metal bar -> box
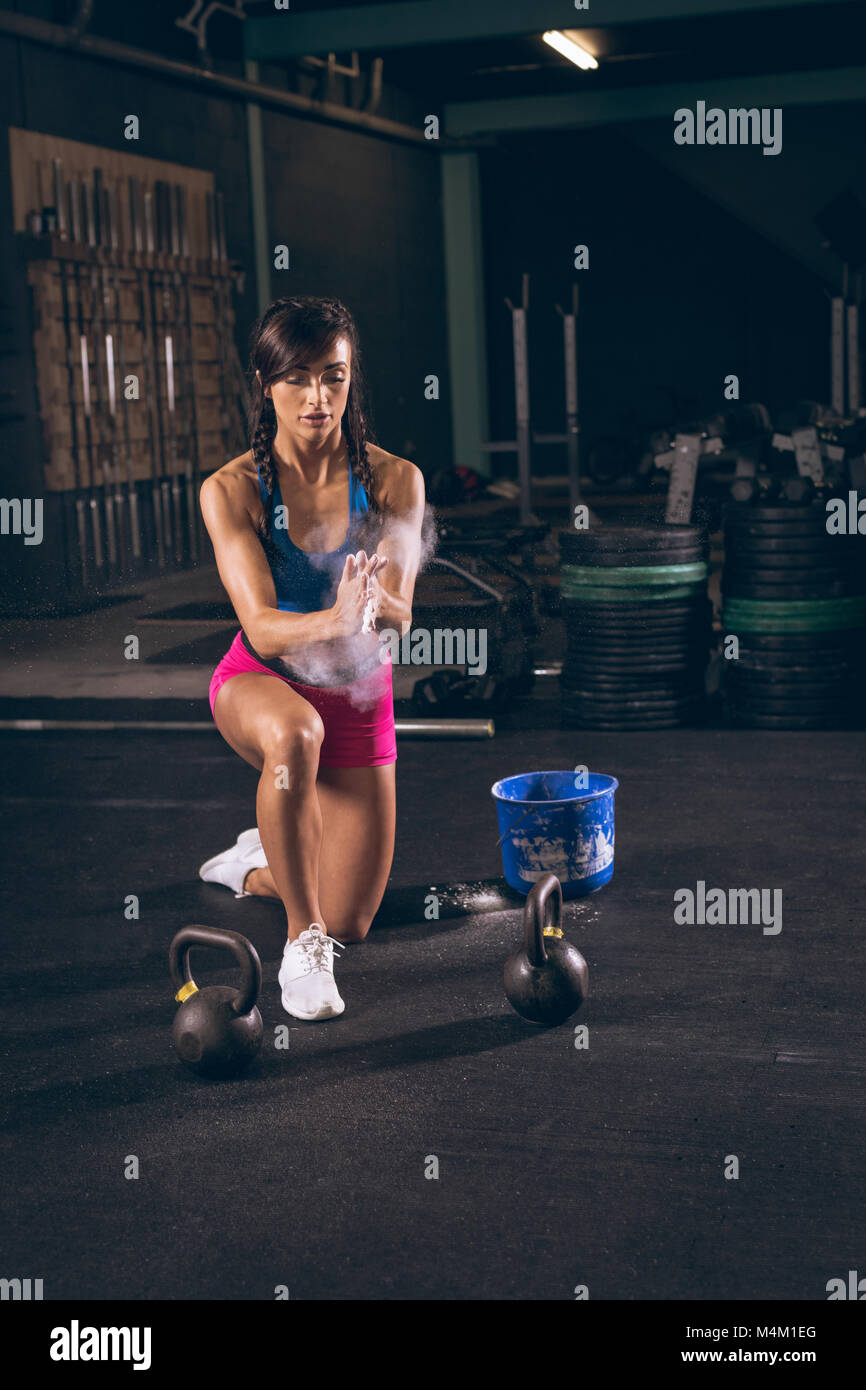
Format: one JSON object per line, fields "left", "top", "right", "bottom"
{"left": 243, "top": 59, "right": 272, "bottom": 318}
{"left": 0, "top": 718, "right": 496, "bottom": 737}
{"left": 244, "top": 0, "right": 839, "bottom": 58}
{"left": 831, "top": 294, "right": 845, "bottom": 415}
{"left": 507, "top": 275, "right": 533, "bottom": 526}
{"left": 129, "top": 175, "right": 166, "bottom": 568}
{"left": 0, "top": 7, "right": 449, "bottom": 147}
{"left": 559, "top": 283, "right": 581, "bottom": 521}
{"left": 847, "top": 275, "right": 861, "bottom": 415}
{"left": 665, "top": 432, "right": 702, "bottom": 524}
{"left": 175, "top": 185, "right": 200, "bottom": 563}
{"left": 441, "top": 153, "right": 489, "bottom": 477}
{"left": 445, "top": 65, "right": 866, "bottom": 137}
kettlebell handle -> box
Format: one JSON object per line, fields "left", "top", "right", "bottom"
{"left": 525, "top": 873, "right": 563, "bottom": 968}
{"left": 169, "top": 925, "right": 262, "bottom": 1017}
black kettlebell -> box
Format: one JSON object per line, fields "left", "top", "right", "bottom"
{"left": 504, "top": 874, "right": 588, "bottom": 1026}
{"left": 169, "top": 925, "right": 263, "bottom": 1078}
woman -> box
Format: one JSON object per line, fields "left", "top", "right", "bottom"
{"left": 198, "top": 296, "right": 425, "bottom": 1023}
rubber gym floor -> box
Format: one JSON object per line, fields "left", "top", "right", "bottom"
{"left": 2, "top": 707, "right": 864, "bottom": 1299}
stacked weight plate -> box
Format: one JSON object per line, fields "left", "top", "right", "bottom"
{"left": 722, "top": 502, "right": 866, "bottom": 728}
{"left": 558, "top": 523, "right": 711, "bottom": 728}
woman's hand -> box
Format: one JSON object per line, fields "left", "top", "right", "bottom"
{"left": 330, "top": 551, "right": 388, "bottom": 637}
{"left": 361, "top": 556, "right": 389, "bottom": 633}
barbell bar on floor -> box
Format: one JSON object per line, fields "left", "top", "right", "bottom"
{"left": 0, "top": 717, "right": 496, "bottom": 737}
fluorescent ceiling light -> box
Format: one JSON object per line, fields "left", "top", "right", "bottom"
{"left": 542, "top": 30, "right": 599, "bottom": 71}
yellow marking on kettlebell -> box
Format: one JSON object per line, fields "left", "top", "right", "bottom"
{"left": 543, "top": 926, "right": 564, "bottom": 939}
{"left": 175, "top": 980, "right": 199, "bottom": 1003}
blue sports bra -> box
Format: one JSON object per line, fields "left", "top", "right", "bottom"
{"left": 240, "top": 459, "right": 376, "bottom": 686}
{"left": 256, "top": 460, "right": 370, "bottom": 613}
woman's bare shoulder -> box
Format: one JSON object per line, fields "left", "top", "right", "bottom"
{"left": 200, "top": 451, "right": 262, "bottom": 524}
{"left": 366, "top": 444, "right": 425, "bottom": 511}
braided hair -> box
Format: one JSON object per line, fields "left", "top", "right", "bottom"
{"left": 248, "top": 296, "right": 381, "bottom": 549}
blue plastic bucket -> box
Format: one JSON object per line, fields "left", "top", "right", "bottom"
{"left": 491, "top": 770, "right": 618, "bottom": 899}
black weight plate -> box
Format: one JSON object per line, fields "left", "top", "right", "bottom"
{"left": 726, "top": 655, "right": 850, "bottom": 673}
{"left": 565, "top": 653, "right": 704, "bottom": 668}
{"left": 563, "top": 686, "right": 701, "bottom": 702}
{"left": 562, "top": 704, "right": 701, "bottom": 722}
{"left": 563, "top": 715, "right": 696, "bottom": 729}
{"left": 564, "top": 601, "right": 709, "bottom": 620}
{"left": 566, "top": 635, "right": 707, "bottom": 651}
{"left": 560, "top": 523, "right": 705, "bottom": 551}
{"left": 563, "top": 695, "right": 701, "bottom": 713}
{"left": 724, "top": 521, "right": 829, "bottom": 540}
{"left": 567, "top": 639, "right": 708, "bottom": 652}
{"left": 724, "top": 549, "right": 839, "bottom": 568}
{"left": 562, "top": 700, "right": 701, "bottom": 715}
{"left": 558, "top": 545, "right": 706, "bottom": 567}
{"left": 725, "top": 534, "right": 838, "bottom": 553}
{"left": 726, "top": 676, "right": 851, "bottom": 697}
{"left": 563, "top": 615, "right": 706, "bottom": 632}
{"left": 724, "top": 502, "right": 826, "bottom": 523}
{"left": 563, "top": 666, "right": 701, "bottom": 684}
{"left": 726, "top": 661, "right": 850, "bottom": 681}
{"left": 727, "top": 693, "right": 851, "bottom": 713}
{"left": 722, "top": 581, "right": 848, "bottom": 600}
{"left": 723, "top": 568, "right": 844, "bottom": 587}
{"left": 565, "top": 607, "right": 711, "bottom": 623}
{"left": 565, "top": 649, "right": 701, "bottom": 663}
{"left": 567, "top": 622, "right": 709, "bottom": 638}
{"left": 728, "top": 631, "right": 856, "bottom": 650}
{"left": 726, "top": 711, "right": 849, "bottom": 729}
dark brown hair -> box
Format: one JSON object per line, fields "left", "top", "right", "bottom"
{"left": 247, "top": 296, "right": 380, "bottom": 546}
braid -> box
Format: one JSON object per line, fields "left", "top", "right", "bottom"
{"left": 251, "top": 397, "right": 277, "bottom": 537}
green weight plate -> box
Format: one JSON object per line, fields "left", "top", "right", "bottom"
{"left": 724, "top": 594, "right": 866, "bottom": 619}
{"left": 562, "top": 562, "right": 708, "bottom": 586}
{"left": 562, "top": 582, "right": 708, "bottom": 603}
{"left": 724, "top": 615, "right": 866, "bottom": 632}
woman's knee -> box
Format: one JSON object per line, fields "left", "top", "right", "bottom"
{"left": 260, "top": 707, "right": 325, "bottom": 764}
{"left": 328, "top": 913, "right": 374, "bottom": 945}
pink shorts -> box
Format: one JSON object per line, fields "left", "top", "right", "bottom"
{"left": 209, "top": 631, "right": 397, "bottom": 768}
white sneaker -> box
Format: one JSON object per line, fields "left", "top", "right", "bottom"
{"left": 199, "top": 828, "right": 265, "bottom": 898}
{"left": 278, "top": 926, "right": 345, "bottom": 1021}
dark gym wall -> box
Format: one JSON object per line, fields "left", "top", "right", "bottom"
{"left": 481, "top": 126, "right": 830, "bottom": 476}
{"left": 0, "top": 26, "right": 449, "bottom": 611}
{"left": 258, "top": 107, "right": 449, "bottom": 472}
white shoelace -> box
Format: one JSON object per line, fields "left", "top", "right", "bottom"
{"left": 291, "top": 927, "right": 345, "bottom": 976}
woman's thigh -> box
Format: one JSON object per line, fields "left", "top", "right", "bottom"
{"left": 213, "top": 671, "right": 323, "bottom": 769}
{"left": 315, "top": 763, "right": 396, "bottom": 940}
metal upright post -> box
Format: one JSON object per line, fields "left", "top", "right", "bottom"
{"left": 557, "top": 283, "right": 580, "bottom": 522}
{"left": 506, "top": 273, "right": 533, "bottom": 526}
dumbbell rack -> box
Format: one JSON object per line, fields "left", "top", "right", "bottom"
{"left": 19, "top": 231, "right": 248, "bottom": 590}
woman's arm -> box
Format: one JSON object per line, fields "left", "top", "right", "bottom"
{"left": 200, "top": 467, "right": 344, "bottom": 659}
{"left": 369, "top": 457, "right": 427, "bottom": 632}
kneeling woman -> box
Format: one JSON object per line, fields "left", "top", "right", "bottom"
{"left": 199, "top": 296, "right": 424, "bottom": 1022}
